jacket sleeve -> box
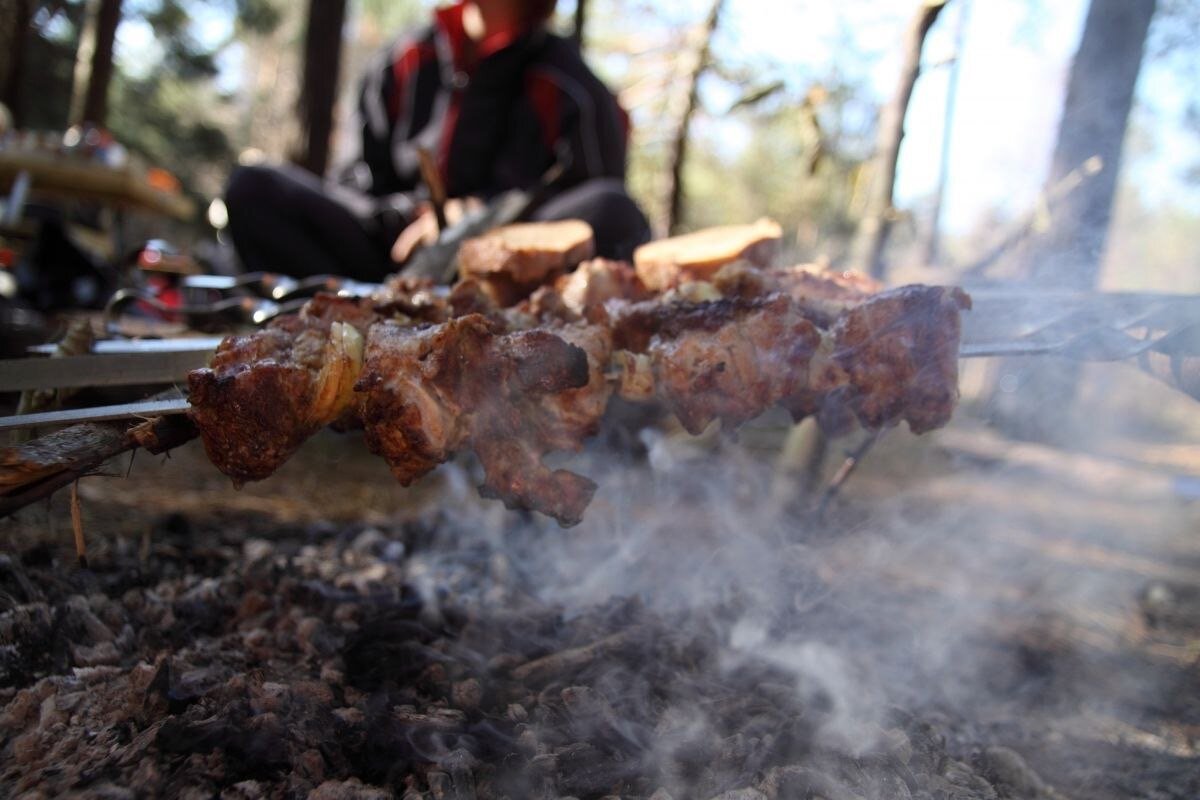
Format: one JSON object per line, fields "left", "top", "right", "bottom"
{"left": 524, "top": 61, "right": 629, "bottom": 189}
{"left": 337, "top": 36, "right": 426, "bottom": 201}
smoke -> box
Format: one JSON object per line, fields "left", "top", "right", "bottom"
{"left": 385, "top": 355, "right": 1198, "bottom": 795}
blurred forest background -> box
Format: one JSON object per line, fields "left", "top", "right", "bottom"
{"left": 2, "top": 0, "right": 1198, "bottom": 291}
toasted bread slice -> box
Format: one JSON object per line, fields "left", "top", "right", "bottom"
{"left": 458, "top": 220, "right": 596, "bottom": 285}
{"left": 634, "top": 218, "right": 783, "bottom": 291}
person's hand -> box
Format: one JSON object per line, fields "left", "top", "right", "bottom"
{"left": 391, "top": 197, "right": 484, "bottom": 263}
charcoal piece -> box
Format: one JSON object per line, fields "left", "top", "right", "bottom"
{"left": 757, "top": 766, "right": 865, "bottom": 800}
{"left": 343, "top": 613, "right": 444, "bottom": 689}
{"left": 0, "top": 555, "right": 44, "bottom": 608}
{"left": 156, "top": 705, "right": 291, "bottom": 780}
{"left": 1140, "top": 580, "right": 1200, "bottom": 633}
{"left": 510, "top": 628, "right": 645, "bottom": 685}
{"left": 708, "top": 790, "right": 768, "bottom": 800}
{"left": 308, "top": 778, "right": 394, "bottom": 800}
{"left": 939, "top": 760, "right": 1000, "bottom": 800}
{"left": 978, "top": 747, "right": 1054, "bottom": 799}
{"left": 452, "top": 678, "right": 484, "bottom": 711}
{"left": 0, "top": 602, "right": 62, "bottom": 688}
{"left": 434, "top": 748, "right": 480, "bottom": 800}
{"left": 140, "top": 659, "right": 172, "bottom": 721}
{"left": 864, "top": 770, "right": 913, "bottom": 800}
{"left": 561, "top": 684, "right": 645, "bottom": 753}
{"left": 171, "top": 596, "right": 233, "bottom": 642}
{"left": 553, "top": 742, "right": 634, "bottom": 798}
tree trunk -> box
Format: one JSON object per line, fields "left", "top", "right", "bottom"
{"left": 1, "top": 0, "right": 34, "bottom": 126}
{"left": 922, "top": 0, "right": 970, "bottom": 266}
{"left": 851, "top": 0, "right": 948, "bottom": 279}
{"left": 659, "top": 0, "right": 724, "bottom": 237}
{"left": 988, "top": 0, "right": 1157, "bottom": 442}
{"left": 1029, "top": 0, "right": 1156, "bottom": 288}
{"left": 0, "top": 0, "right": 19, "bottom": 101}
{"left": 295, "top": 0, "right": 348, "bottom": 177}
{"left": 572, "top": 0, "right": 588, "bottom": 48}
{"left": 79, "top": 0, "right": 122, "bottom": 126}
{"left": 70, "top": 0, "right": 101, "bottom": 125}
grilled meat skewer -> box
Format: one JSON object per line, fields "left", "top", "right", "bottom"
{"left": 186, "top": 265, "right": 969, "bottom": 525}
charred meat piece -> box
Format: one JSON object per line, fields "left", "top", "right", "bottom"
{"left": 186, "top": 264, "right": 970, "bottom": 523}
{"left": 371, "top": 275, "right": 452, "bottom": 322}
{"left": 713, "top": 262, "right": 882, "bottom": 326}
{"left": 822, "top": 284, "right": 972, "bottom": 433}
{"left": 187, "top": 295, "right": 375, "bottom": 486}
{"left": 555, "top": 259, "right": 649, "bottom": 318}
{"left": 612, "top": 286, "right": 971, "bottom": 436}
{"left": 615, "top": 294, "right": 822, "bottom": 434}
{"left": 533, "top": 322, "right": 616, "bottom": 450}
{"left": 610, "top": 293, "right": 796, "bottom": 354}
{"left": 355, "top": 315, "right": 597, "bottom": 526}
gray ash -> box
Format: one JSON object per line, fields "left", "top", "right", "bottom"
{"left": 1, "top": 509, "right": 1018, "bottom": 800}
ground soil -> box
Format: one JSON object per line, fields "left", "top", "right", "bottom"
{"left": 1, "top": 409, "right": 1197, "bottom": 799}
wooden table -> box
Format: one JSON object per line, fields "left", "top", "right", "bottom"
{"left": 0, "top": 150, "right": 195, "bottom": 221}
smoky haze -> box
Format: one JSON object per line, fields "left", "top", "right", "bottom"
{"left": 388, "top": 357, "right": 1200, "bottom": 798}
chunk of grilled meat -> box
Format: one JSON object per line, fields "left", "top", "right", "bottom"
{"left": 613, "top": 294, "right": 821, "bottom": 434}
{"left": 518, "top": 259, "right": 649, "bottom": 327}
{"left": 355, "top": 314, "right": 596, "bottom": 526}
{"left": 534, "top": 322, "right": 615, "bottom": 449}
{"left": 185, "top": 272, "right": 971, "bottom": 524}
{"left": 187, "top": 296, "right": 375, "bottom": 485}
{"left": 712, "top": 262, "right": 882, "bottom": 326}
{"left": 820, "top": 284, "right": 972, "bottom": 434}
{"left": 612, "top": 286, "right": 971, "bottom": 436}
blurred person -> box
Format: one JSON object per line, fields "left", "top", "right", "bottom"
{"left": 225, "top": 0, "right": 649, "bottom": 281}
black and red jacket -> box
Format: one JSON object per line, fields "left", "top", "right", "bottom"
{"left": 343, "top": 3, "right": 629, "bottom": 220}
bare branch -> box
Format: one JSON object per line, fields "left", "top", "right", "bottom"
{"left": 850, "top": 0, "right": 949, "bottom": 279}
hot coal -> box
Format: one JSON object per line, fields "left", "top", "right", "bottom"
{"left": 0, "top": 509, "right": 1030, "bottom": 800}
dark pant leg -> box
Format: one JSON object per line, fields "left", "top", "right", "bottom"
{"left": 529, "top": 178, "right": 651, "bottom": 261}
{"left": 224, "top": 164, "right": 395, "bottom": 281}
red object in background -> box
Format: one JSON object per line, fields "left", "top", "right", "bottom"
{"left": 0, "top": 248, "right": 14, "bottom": 269}
{"left": 135, "top": 273, "right": 183, "bottom": 322}
{"left": 131, "top": 241, "right": 186, "bottom": 323}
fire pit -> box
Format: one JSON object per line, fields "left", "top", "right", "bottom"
{"left": 2, "top": 412, "right": 1197, "bottom": 799}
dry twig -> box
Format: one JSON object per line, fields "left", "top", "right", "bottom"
{"left": 70, "top": 480, "right": 87, "bottom": 568}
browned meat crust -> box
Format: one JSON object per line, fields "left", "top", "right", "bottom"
{"left": 826, "top": 285, "right": 972, "bottom": 434}
{"left": 611, "top": 286, "right": 969, "bottom": 437}
{"left": 187, "top": 297, "right": 377, "bottom": 486}
{"left": 186, "top": 267, "right": 971, "bottom": 524}
{"left": 356, "top": 315, "right": 595, "bottom": 526}
{"left": 713, "top": 263, "right": 882, "bottom": 326}
{"left": 610, "top": 294, "right": 790, "bottom": 353}
{"left": 626, "top": 295, "right": 822, "bottom": 434}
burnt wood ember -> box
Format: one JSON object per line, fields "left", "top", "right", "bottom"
{"left": 0, "top": 510, "right": 964, "bottom": 796}
{"left": 2, "top": 495, "right": 1189, "bottom": 799}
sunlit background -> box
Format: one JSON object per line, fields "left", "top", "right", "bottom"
{"left": 66, "top": 0, "right": 1193, "bottom": 293}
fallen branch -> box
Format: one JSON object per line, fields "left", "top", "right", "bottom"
{"left": 509, "top": 627, "right": 644, "bottom": 685}
{"left": 813, "top": 430, "right": 884, "bottom": 518}
{"left": 0, "top": 413, "right": 197, "bottom": 518}
{"left": 70, "top": 480, "right": 87, "bottom": 568}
